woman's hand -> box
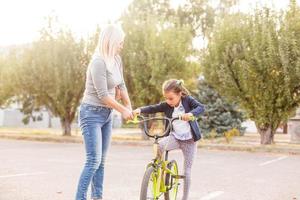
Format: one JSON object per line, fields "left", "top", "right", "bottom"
{"left": 121, "top": 108, "right": 134, "bottom": 120}
{"left": 132, "top": 108, "right": 141, "bottom": 116}
{"left": 181, "top": 113, "right": 194, "bottom": 121}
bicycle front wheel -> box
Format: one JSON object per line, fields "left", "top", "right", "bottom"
{"left": 164, "top": 160, "right": 179, "bottom": 200}
{"left": 140, "top": 166, "right": 160, "bottom": 200}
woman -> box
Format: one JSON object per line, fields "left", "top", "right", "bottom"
{"left": 76, "top": 24, "right": 133, "bottom": 200}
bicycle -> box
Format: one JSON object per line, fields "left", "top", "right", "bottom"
{"left": 128, "top": 115, "right": 195, "bottom": 200}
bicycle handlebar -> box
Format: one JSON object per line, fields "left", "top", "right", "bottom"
{"left": 127, "top": 115, "right": 197, "bottom": 139}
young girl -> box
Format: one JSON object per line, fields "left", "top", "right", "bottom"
{"left": 133, "top": 79, "right": 205, "bottom": 200}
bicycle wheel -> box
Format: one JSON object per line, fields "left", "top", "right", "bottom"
{"left": 164, "top": 160, "right": 179, "bottom": 200}
{"left": 140, "top": 166, "right": 160, "bottom": 200}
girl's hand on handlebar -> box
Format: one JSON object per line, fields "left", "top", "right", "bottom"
{"left": 132, "top": 108, "right": 141, "bottom": 116}
{"left": 181, "top": 113, "right": 194, "bottom": 121}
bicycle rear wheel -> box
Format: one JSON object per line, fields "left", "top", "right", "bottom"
{"left": 164, "top": 160, "right": 179, "bottom": 200}
{"left": 140, "top": 166, "right": 160, "bottom": 200}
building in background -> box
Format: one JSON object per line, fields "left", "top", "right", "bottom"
{"left": 0, "top": 103, "right": 122, "bottom": 129}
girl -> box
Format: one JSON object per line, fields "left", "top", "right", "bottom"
{"left": 75, "top": 25, "right": 133, "bottom": 200}
{"left": 133, "top": 79, "right": 205, "bottom": 200}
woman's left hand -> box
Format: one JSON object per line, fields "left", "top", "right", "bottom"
{"left": 181, "top": 113, "right": 194, "bottom": 121}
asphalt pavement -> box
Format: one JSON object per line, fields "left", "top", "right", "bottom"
{"left": 0, "top": 139, "right": 299, "bottom": 200}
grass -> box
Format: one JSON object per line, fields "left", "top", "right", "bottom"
{"left": 121, "top": 123, "right": 139, "bottom": 128}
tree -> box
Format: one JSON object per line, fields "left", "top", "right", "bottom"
{"left": 196, "top": 78, "right": 245, "bottom": 137}
{"left": 0, "top": 51, "right": 17, "bottom": 107}
{"left": 16, "top": 17, "right": 98, "bottom": 136}
{"left": 0, "top": 56, "right": 9, "bottom": 107}
{"left": 178, "top": 0, "right": 240, "bottom": 38}
{"left": 202, "top": 3, "right": 300, "bottom": 144}
{"left": 120, "top": 0, "right": 200, "bottom": 107}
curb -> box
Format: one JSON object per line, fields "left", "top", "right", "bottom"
{"left": 0, "top": 133, "right": 151, "bottom": 145}
{"left": 199, "top": 143, "right": 300, "bottom": 155}
{"left": 0, "top": 133, "right": 83, "bottom": 143}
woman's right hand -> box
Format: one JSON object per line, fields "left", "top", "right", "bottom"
{"left": 121, "top": 108, "right": 134, "bottom": 120}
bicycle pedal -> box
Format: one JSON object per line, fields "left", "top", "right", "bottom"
{"left": 172, "top": 175, "right": 185, "bottom": 179}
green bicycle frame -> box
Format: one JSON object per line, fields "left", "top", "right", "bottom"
{"left": 128, "top": 115, "right": 184, "bottom": 200}
{"left": 148, "top": 140, "right": 178, "bottom": 198}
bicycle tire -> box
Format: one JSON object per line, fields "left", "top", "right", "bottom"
{"left": 164, "top": 160, "right": 179, "bottom": 200}
{"left": 140, "top": 166, "right": 159, "bottom": 200}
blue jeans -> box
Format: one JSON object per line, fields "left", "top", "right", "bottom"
{"left": 76, "top": 103, "right": 113, "bottom": 200}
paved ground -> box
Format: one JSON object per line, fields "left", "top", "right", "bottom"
{"left": 0, "top": 139, "right": 300, "bottom": 200}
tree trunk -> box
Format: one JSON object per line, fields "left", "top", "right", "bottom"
{"left": 256, "top": 125, "right": 275, "bottom": 145}
{"left": 47, "top": 110, "right": 52, "bottom": 128}
{"left": 283, "top": 123, "right": 288, "bottom": 134}
{"left": 61, "top": 118, "right": 72, "bottom": 136}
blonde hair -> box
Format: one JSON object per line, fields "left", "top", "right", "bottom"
{"left": 162, "top": 79, "right": 190, "bottom": 96}
{"left": 95, "top": 24, "right": 125, "bottom": 70}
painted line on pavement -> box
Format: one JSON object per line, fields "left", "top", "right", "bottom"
{"left": 0, "top": 172, "right": 47, "bottom": 178}
{"left": 259, "top": 156, "right": 288, "bottom": 166}
{"left": 200, "top": 191, "right": 225, "bottom": 200}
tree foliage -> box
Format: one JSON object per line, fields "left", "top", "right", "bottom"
{"left": 121, "top": 0, "right": 200, "bottom": 107}
{"left": 196, "top": 79, "right": 245, "bottom": 137}
{"left": 202, "top": 2, "right": 300, "bottom": 144}
{"left": 16, "top": 17, "right": 99, "bottom": 135}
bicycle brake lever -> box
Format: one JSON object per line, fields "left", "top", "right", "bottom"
{"left": 126, "top": 114, "right": 140, "bottom": 124}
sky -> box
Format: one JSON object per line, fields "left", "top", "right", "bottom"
{"left": 0, "top": 0, "right": 299, "bottom": 46}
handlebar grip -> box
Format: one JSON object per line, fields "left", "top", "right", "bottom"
{"left": 177, "top": 115, "right": 197, "bottom": 121}
{"left": 189, "top": 115, "right": 197, "bottom": 121}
